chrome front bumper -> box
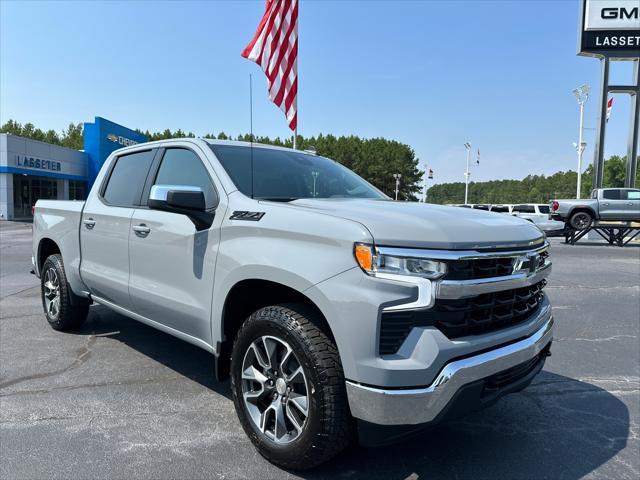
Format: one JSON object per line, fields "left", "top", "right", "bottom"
{"left": 346, "top": 316, "right": 554, "bottom": 425}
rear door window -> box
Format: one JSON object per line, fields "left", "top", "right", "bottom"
{"left": 537, "top": 205, "right": 550, "bottom": 214}
{"left": 102, "top": 150, "right": 155, "bottom": 207}
{"left": 490, "top": 206, "right": 510, "bottom": 213}
{"left": 625, "top": 190, "right": 640, "bottom": 200}
{"left": 512, "top": 205, "right": 535, "bottom": 213}
{"left": 602, "top": 189, "right": 622, "bottom": 200}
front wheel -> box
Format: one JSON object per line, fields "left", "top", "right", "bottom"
{"left": 230, "top": 304, "right": 352, "bottom": 470}
{"left": 569, "top": 211, "right": 593, "bottom": 230}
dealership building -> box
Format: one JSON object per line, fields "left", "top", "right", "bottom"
{"left": 0, "top": 117, "right": 146, "bottom": 220}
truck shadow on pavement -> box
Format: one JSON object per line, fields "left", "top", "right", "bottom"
{"left": 76, "top": 306, "right": 630, "bottom": 480}
{"left": 309, "top": 370, "right": 631, "bottom": 480}
{"left": 75, "top": 306, "right": 232, "bottom": 400}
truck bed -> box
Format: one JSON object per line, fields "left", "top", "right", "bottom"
{"left": 32, "top": 200, "right": 86, "bottom": 294}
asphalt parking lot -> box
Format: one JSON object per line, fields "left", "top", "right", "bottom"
{"left": 1, "top": 221, "right": 638, "bottom": 480}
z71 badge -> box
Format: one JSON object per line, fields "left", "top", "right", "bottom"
{"left": 229, "top": 211, "right": 266, "bottom": 221}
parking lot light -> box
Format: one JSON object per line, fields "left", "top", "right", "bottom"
{"left": 573, "top": 84, "right": 590, "bottom": 199}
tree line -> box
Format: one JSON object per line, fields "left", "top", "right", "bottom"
{"left": 1, "top": 119, "right": 84, "bottom": 150}
{"left": 426, "top": 155, "right": 640, "bottom": 205}
{"left": 2, "top": 119, "right": 637, "bottom": 203}
{"left": 1, "top": 120, "right": 423, "bottom": 200}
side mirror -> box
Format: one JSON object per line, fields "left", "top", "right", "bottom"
{"left": 149, "top": 185, "right": 214, "bottom": 230}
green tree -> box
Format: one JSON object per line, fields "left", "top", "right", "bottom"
{"left": 60, "top": 123, "right": 84, "bottom": 150}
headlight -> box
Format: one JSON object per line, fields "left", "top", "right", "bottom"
{"left": 354, "top": 243, "right": 447, "bottom": 279}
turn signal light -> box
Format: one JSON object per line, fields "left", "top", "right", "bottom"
{"left": 354, "top": 244, "right": 374, "bottom": 272}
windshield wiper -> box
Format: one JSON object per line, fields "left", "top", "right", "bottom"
{"left": 256, "top": 197, "right": 299, "bottom": 202}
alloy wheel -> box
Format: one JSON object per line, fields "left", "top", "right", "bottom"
{"left": 43, "top": 267, "right": 61, "bottom": 320}
{"left": 572, "top": 212, "right": 591, "bottom": 230}
{"left": 241, "top": 335, "right": 309, "bottom": 444}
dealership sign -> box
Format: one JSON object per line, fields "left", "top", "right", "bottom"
{"left": 14, "top": 154, "right": 62, "bottom": 172}
{"left": 578, "top": 0, "right": 640, "bottom": 57}
{"left": 83, "top": 116, "right": 147, "bottom": 186}
{"left": 106, "top": 133, "right": 140, "bottom": 147}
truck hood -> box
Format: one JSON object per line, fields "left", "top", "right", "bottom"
{"left": 287, "top": 199, "right": 545, "bottom": 250}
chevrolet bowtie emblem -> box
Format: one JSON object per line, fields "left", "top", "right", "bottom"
{"left": 513, "top": 253, "right": 539, "bottom": 274}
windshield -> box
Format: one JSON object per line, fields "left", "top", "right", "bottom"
{"left": 208, "top": 144, "right": 387, "bottom": 201}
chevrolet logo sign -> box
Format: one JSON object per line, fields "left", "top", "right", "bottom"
{"left": 106, "top": 133, "right": 139, "bottom": 147}
{"left": 513, "top": 253, "right": 539, "bottom": 275}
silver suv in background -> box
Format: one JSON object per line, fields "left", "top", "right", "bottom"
{"left": 510, "top": 204, "right": 565, "bottom": 235}
{"left": 32, "top": 139, "right": 554, "bottom": 469}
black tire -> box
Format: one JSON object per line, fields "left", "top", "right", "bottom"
{"left": 41, "top": 254, "right": 89, "bottom": 331}
{"left": 230, "top": 304, "right": 352, "bottom": 470}
{"left": 569, "top": 211, "right": 593, "bottom": 230}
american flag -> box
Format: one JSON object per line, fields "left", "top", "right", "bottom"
{"left": 242, "top": 0, "right": 298, "bottom": 131}
{"left": 606, "top": 97, "right": 613, "bottom": 122}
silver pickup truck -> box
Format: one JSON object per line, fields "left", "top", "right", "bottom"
{"left": 550, "top": 188, "right": 640, "bottom": 230}
{"left": 33, "top": 139, "right": 554, "bottom": 469}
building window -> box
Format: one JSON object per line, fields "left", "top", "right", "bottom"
{"left": 69, "top": 181, "right": 86, "bottom": 200}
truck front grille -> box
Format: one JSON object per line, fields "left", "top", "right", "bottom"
{"left": 379, "top": 280, "right": 546, "bottom": 355}
{"left": 444, "top": 257, "right": 514, "bottom": 280}
{"left": 443, "top": 250, "right": 549, "bottom": 281}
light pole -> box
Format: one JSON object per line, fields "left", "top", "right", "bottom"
{"left": 423, "top": 165, "right": 433, "bottom": 202}
{"left": 423, "top": 169, "right": 427, "bottom": 203}
{"left": 393, "top": 173, "right": 402, "bottom": 201}
{"left": 463, "top": 142, "right": 471, "bottom": 204}
{"left": 573, "top": 84, "right": 590, "bottom": 199}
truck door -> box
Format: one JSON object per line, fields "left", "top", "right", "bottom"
{"left": 599, "top": 189, "right": 627, "bottom": 220}
{"left": 80, "top": 149, "right": 157, "bottom": 310}
{"left": 128, "top": 146, "right": 223, "bottom": 345}
{"left": 623, "top": 189, "right": 640, "bottom": 220}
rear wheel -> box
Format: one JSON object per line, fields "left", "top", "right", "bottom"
{"left": 41, "top": 254, "right": 89, "bottom": 331}
{"left": 230, "top": 304, "right": 352, "bottom": 470}
{"left": 569, "top": 211, "right": 593, "bottom": 230}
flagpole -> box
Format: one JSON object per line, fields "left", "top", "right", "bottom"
{"left": 294, "top": 127, "right": 297, "bottom": 150}
{"left": 464, "top": 143, "right": 471, "bottom": 204}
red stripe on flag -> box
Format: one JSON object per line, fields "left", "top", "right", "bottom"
{"left": 240, "top": 1, "right": 275, "bottom": 59}
{"left": 242, "top": 0, "right": 298, "bottom": 131}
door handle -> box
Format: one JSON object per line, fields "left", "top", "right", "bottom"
{"left": 132, "top": 224, "right": 151, "bottom": 237}
{"left": 83, "top": 218, "right": 95, "bottom": 229}
{"left": 628, "top": 203, "right": 634, "bottom": 206}
{"left": 602, "top": 203, "right": 609, "bottom": 206}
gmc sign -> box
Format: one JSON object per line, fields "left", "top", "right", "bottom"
{"left": 579, "top": 0, "right": 640, "bottom": 57}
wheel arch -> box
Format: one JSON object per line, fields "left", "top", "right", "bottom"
{"left": 37, "top": 238, "right": 61, "bottom": 273}
{"left": 215, "top": 278, "right": 335, "bottom": 381}
{"left": 568, "top": 206, "right": 596, "bottom": 219}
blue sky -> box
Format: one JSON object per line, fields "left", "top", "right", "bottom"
{"left": 0, "top": 0, "right": 635, "bottom": 184}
